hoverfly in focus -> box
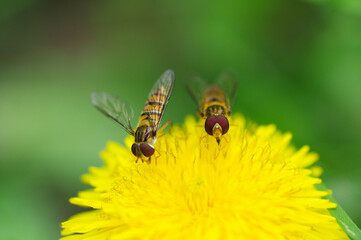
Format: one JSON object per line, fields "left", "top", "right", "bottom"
{"left": 187, "top": 71, "right": 237, "bottom": 144}
{"left": 91, "top": 69, "right": 175, "bottom": 162}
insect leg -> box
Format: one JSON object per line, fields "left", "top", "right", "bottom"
{"left": 154, "top": 156, "right": 159, "bottom": 165}
{"left": 200, "top": 134, "right": 207, "bottom": 142}
{"left": 135, "top": 157, "right": 145, "bottom": 163}
{"left": 157, "top": 133, "right": 166, "bottom": 139}
{"left": 158, "top": 120, "right": 172, "bottom": 134}
{"left": 154, "top": 148, "right": 161, "bottom": 165}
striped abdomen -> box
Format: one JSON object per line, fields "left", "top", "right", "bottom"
{"left": 138, "top": 86, "right": 168, "bottom": 128}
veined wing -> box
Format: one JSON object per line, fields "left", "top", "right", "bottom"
{"left": 141, "top": 69, "right": 175, "bottom": 131}
{"left": 186, "top": 74, "right": 209, "bottom": 114}
{"left": 91, "top": 92, "right": 134, "bottom": 135}
{"left": 215, "top": 70, "right": 238, "bottom": 113}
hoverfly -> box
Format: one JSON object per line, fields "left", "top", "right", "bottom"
{"left": 91, "top": 69, "right": 175, "bottom": 162}
{"left": 187, "top": 71, "right": 237, "bottom": 144}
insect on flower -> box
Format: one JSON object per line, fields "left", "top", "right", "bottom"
{"left": 91, "top": 69, "right": 175, "bottom": 162}
{"left": 187, "top": 71, "right": 237, "bottom": 144}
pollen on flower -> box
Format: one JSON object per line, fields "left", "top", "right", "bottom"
{"left": 61, "top": 115, "right": 349, "bottom": 240}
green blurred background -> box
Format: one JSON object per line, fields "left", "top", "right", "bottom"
{"left": 0, "top": 0, "right": 360, "bottom": 239}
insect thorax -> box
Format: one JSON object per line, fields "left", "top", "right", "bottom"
{"left": 205, "top": 105, "right": 227, "bottom": 118}
{"left": 134, "top": 125, "right": 155, "bottom": 143}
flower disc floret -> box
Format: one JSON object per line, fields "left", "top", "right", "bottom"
{"left": 61, "top": 115, "right": 348, "bottom": 240}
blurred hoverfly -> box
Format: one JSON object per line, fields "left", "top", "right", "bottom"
{"left": 187, "top": 71, "right": 237, "bottom": 144}
{"left": 91, "top": 69, "right": 175, "bottom": 162}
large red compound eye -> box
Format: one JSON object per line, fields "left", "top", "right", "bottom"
{"left": 139, "top": 143, "right": 155, "bottom": 157}
{"left": 217, "top": 116, "right": 229, "bottom": 134}
{"left": 131, "top": 143, "right": 140, "bottom": 157}
{"left": 205, "top": 116, "right": 217, "bottom": 135}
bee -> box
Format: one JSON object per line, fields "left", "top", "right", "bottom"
{"left": 187, "top": 71, "right": 237, "bottom": 144}
{"left": 91, "top": 69, "right": 175, "bottom": 162}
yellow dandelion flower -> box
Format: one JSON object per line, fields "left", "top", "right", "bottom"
{"left": 61, "top": 115, "right": 349, "bottom": 240}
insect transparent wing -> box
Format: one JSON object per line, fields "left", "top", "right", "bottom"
{"left": 91, "top": 92, "right": 135, "bottom": 135}
{"left": 145, "top": 69, "right": 175, "bottom": 130}
{"left": 186, "top": 74, "right": 209, "bottom": 113}
{"left": 215, "top": 70, "right": 238, "bottom": 113}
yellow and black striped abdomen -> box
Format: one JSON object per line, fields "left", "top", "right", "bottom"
{"left": 138, "top": 87, "right": 168, "bottom": 128}
{"left": 202, "top": 87, "right": 228, "bottom": 117}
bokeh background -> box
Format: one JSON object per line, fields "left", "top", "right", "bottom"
{"left": 0, "top": 0, "right": 360, "bottom": 239}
